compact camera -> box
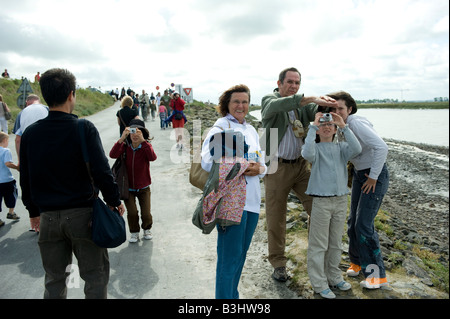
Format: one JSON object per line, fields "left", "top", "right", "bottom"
{"left": 319, "top": 113, "right": 333, "bottom": 122}
{"left": 129, "top": 128, "right": 137, "bottom": 134}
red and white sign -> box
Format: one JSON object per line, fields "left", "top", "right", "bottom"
{"left": 183, "top": 88, "right": 192, "bottom": 96}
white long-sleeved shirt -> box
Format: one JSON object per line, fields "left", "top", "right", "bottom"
{"left": 201, "top": 114, "right": 266, "bottom": 214}
{"left": 347, "top": 114, "right": 388, "bottom": 180}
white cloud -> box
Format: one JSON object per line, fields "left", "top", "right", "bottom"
{"left": 0, "top": 0, "right": 448, "bottom": 103}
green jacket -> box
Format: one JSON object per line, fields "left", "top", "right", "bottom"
{"left": 260, "top": 92, "right": 318, "bottom": 162}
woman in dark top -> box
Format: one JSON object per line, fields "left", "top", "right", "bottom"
{"left": 117, "top": 96, "right": 139, "bottom": 137}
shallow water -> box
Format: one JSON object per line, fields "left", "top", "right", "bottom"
{"left": 250, "top": 108, "right": 449, "bottom": 147}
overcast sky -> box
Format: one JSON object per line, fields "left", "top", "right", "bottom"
{"left": 1, "top": 0, "right": 448, "bottom": 104}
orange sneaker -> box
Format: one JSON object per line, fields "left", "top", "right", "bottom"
{"left": 360, "top": 277, "right": 388, "bottom": 289}
{"left": 346, "top": 263, "right": 361, "bottom": 277}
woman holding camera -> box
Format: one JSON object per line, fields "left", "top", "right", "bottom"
{"left": 327, "top": 91, "right": 390, "bottom": 290}
{"left": 110, "top": 119, "right": 157, "bottom": 243}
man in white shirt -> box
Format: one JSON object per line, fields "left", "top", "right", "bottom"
{"left": 14, "top": 94, "right": 49, "bottom": 165}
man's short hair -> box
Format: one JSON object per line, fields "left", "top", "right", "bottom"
{"left": 26, "top": 94, "right": 40, "bottom": 103}
{"left": 40, "top": 68, "right": 76, "bottom": 107}
{"left": 278, "top": 67, "right": 301, "bottom": 84}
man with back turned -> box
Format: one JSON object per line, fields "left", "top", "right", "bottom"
{"left": 20, "top": 68, "right": 125, "bottom": 298}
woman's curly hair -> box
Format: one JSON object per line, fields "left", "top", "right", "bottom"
{"left": 217, "top": 84, "right": 250, "bottom": 117}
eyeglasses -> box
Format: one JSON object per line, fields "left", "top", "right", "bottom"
{"left": 319, "top": 123, "right": 335, "bottom": 127}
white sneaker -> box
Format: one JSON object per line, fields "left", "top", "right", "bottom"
{"left": 319, "top": 288, "right": 336, "bottom": 299}
{"left": 129, "top": 232, "right": 139, "bottom": 243}
{"left": 143, "top": 229, "right": 153, "bottom": 240}
{"left": 346, "top": 263, "right": 361, "bottom": 277}
{"left": 334, "top": 280, "right": 352, "bottom": 291}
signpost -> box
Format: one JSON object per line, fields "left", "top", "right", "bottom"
{"left": 16, "top": 77, "right": 33, "bottom": 109}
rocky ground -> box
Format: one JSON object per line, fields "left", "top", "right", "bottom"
{"left": 382, "top": 138, "right": 449, "bottom": 255}
{"left": 185, "top": 104, "right": 449, "bottom": 299}
{"left": 279, "top": 138, "right": 449, "bottom": 299}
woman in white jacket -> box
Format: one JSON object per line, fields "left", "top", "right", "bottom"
{"left": 201, "top": 84, "right": 266, "bottom": 299}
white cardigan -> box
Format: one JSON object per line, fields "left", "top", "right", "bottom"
{"left": 347, "top": 114, "right": 388, "bottom": 180}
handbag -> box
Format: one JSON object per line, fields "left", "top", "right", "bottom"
{"left": 174, "top": 112, "right": 183, "bottom": 120}
{"left": 189, "top": 123, "right": 227, "bottom": 190}
{"left": 78, "top": 119, "right": 126, "bottom": 248}
{"left": 189, "top": 156, "right": 209, "bottom": 190}
{"left": 111, "top": 149, "right": 129, "bottom": 200}
{"left": 2, "top": 102, "right": 11, "bottom": 120}
{"left": 91, "top": 197, "right": 126, "bottom": 248}
{"left": 192, "top": 162, "right": 221, "bottom": 234}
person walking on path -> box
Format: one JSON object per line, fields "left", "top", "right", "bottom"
{"left": 159, "top": 103, "right": 167, "bottom": 130}
{"left": 160, "top": 90, "right": 172, "bottom": 127}
{"left": 110, "top": 119, "right": 157, "bottom": 243}
{"left": 166, "top": 91, "right": 187, "bottom": 149}
{"left": 139, "top": 90, "right": 149, "bottom": 121}
{"left": 19, "top": 68, "right": 125, "bottom": 299}
{"left": 302, "top": 112, "right": 361, "bottom": 298}
{"left": 0, "top": 132, "right": 20, "bottom": 227}
{"left": 327, "top": 91, "right": 390, "bottom": 290}
{"left": 201, "top": 84, "right": 267, "bottom": 299}
{"left": 260, "top": 67, "right": 338, "bottom": 282}
{"left": 0, "top": 94, "right": 11, "bottom": 133}
{"left": 116, "top": 96, "right": 139, "bottom": 137}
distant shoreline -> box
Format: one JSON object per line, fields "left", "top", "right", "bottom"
{"left": 249, "top": 104, "right": 449, "bottom": 112}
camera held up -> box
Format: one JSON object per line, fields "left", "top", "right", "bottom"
{"left": 319, "top": 113, "right": 333, "bottom": 123}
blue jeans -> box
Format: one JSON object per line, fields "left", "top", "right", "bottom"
{"left": 215, "top": 211, "right": 258, "bottom": 299}
{"left": 159, "top": 113, "right": 167, "bottom": 129}
{"left": 348, "top": 164, "right": 389, "bottom": 279}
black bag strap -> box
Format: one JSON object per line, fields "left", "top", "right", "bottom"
{"left": 118, "top": 110, "right": 127, "bottom": 128}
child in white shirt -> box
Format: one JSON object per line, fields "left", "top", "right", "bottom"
{"left": 0, "top": 132, "right": 20, "bottom": 226}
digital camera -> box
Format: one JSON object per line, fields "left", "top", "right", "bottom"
{"left": 130, "top": 128, "right": 137, "bottom": 134}
{"left": 319, "top": 113, "right": 333, "bottom": 122}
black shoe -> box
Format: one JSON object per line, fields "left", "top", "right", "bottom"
{"left": 272, "top": 267, "right": 288, "bottom": 282}
{"left": 6, "top": 212, "right": 20, "bottom": 221}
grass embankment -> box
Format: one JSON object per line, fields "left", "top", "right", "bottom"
{"left": 0, "top": 78, "right": 115, "bottom": 133}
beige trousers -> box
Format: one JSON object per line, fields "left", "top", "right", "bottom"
{"left": 307, "top": 195, "right": 347, "bottom": 292}
{"left": 264, "top": 158, "right": 312, "bottom": 268}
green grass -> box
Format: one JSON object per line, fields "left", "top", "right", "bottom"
{"left": 1, "top": 78, "right": 115, "bottom": 133}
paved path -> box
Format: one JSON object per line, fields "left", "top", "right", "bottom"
{"left": 0, "top": 102, "right": 216, "bottom": 298}
{"left": 0, "top": 101, "right": 298, "bottom": 299}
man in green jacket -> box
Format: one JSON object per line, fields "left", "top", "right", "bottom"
{"left": 261, "top": 67, "right": 337, "bottom": 282}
